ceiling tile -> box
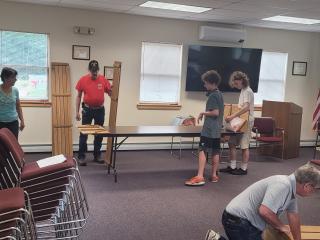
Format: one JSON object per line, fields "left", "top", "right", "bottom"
{"left": 242, "top": 0, "right": 320, "bottom": 11}
{"left": 4, "top": 0, "right": 320, "bottom": 32}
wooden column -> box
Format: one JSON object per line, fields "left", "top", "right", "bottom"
{"left": 51, "top": 62, "right": 73, "bottom": 157}
{"left": 105, "top": 61, "right": 122, "bottom": 165}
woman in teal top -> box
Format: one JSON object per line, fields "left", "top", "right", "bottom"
{"left": 0, "top": 67, "right": 25, "bottom": 139}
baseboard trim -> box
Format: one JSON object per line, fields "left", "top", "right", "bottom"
{"left": 21, "top": 142, "right": 196, "bottom": 152}
{"left": 21, "top": 139, "right": 317, "bottom": 153}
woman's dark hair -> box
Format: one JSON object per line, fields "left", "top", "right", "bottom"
{"left": 201, "top": 70, "right": 221, "bottom": 86}
{"left": 1, "top": 67, "right": 18, "bottom": 83}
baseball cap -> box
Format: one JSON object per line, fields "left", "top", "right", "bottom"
{"left": 88, "top": 60, "right": 99, "bottom": 71}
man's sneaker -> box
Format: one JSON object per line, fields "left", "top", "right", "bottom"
{"left": 78, "top": 158, "right": 87, "bottom": 166}
{"left": 211, "top": 176, "right": 219, "bottom": 183}
{"left": 231, "top": 168, "right": 247, "bottom": 175}
{"left": 219, "top": 166, "right": 235, "bottom": 174}
{"left": 185, "top": 176, "right": 205, "bottom": 186}
{"left": 205, "top": 229, "right": 221, "bottom": 240}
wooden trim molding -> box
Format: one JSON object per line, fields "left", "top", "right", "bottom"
{"left": 21, "top": 100, "right": 51, "bottom": 107}
{"left": 254, "top": 105, "right": 262, "bottom": 111}
{"left": 137, "top": 103, "right": 182, "bottom": 110}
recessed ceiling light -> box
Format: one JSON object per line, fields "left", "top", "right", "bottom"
{"left": 139, "top": 1, "right": 211, "bottom": 13}
{"left": 263, "top": 15, "right": 320, "bottom": 25}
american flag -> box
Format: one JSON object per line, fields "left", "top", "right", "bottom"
{"left": 312, "top": 89, "right": 320, "bottom": 130}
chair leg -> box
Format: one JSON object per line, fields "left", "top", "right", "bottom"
{"left": 170, "top": 136, "right": 174, "bottom": 155}
{"left": 255, "top": 139, "right": 258, "bottom": 161}
{"left": 179, "top": 137, "right": 182, "bottom": 160}
{"left": 281, "top": 131, "right": 285, "bottom": 160}
{"left": 191, "top": 137, "right": 195, "bottom": 154}
{"left": 314, "top": 133, "right": 319, "bottom": 159}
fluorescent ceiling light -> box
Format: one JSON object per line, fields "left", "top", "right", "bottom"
{"left": 140, "top": 1, "right": 211, "bottom": 13}
{"left": 263, "top": 15, "right": 320, "bottom": 25}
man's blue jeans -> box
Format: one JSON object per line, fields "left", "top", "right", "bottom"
{"left": 222, "top": 210, "right": 262, "bottom": 240}
{"left": 78, "top": 105, "right": 105, "bottom": 159}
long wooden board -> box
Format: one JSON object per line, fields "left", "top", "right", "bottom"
{"left": 105, "top": 62, "right": 122, "bottom": 165}
{"left": 264, "top": 225, "right": 320, "bottom": 240}
{"left": 51, "top": 63, "right": 73, "bottom": 157}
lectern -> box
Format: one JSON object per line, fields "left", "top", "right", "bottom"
{"left": 262, "top": 100, "right": 303, "bottom": 159}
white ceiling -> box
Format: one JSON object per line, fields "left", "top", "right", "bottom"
{"left": 5, "top": 0, "right": 320, "bottom": 32}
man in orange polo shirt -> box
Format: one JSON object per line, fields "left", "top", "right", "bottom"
{"left": 76, "top": 60, "right": 111, "bottom": 166}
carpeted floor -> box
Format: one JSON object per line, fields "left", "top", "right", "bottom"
{"left": 25, "top": 148, "right": 320, "bottom": 240}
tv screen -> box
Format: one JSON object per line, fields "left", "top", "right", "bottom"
{"left": 186, "top": 45, "right": 262, "bottom": 92}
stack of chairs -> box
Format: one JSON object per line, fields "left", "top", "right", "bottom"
{"left": 0, "top": 128, "right": 89, "bottom": 239}
{"left": 0, "top": 187, "right": 37, "bottom": 239}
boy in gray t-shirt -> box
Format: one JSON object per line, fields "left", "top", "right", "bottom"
{"left": 185, "top": 70, "right": 224, "bottom": 186}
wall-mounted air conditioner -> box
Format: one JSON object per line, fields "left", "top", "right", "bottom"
{"left": 199, "top": 26, "right": 246, "bottom": 44}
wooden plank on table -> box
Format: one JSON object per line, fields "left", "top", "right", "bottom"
{"left": 301, "top": 226, "right": 320, "bottom": 233}
{"left": 300, "top": 232, "right": 320, "bottom": 239}
{"left": 80, "top": 130, "right": 110, "bottom": 135}
{"left": 78, "top": 125, "right": 109, "bottom": 134}
{"left": 78, "top": 125, "right": 104, "bottom": 129}
{"left": 106, "top": 61, "right": 121, "bottom": 165}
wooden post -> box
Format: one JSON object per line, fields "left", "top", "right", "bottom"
{"left": 105, "top": 61, "right": 122, "bottom": 165}
{"left": 51, "top": 62, "right": 73, "bottom": 157}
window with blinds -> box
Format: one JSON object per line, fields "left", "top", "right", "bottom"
{"left": 139, "top": 42, "right": 182, "bottom": 104}
{"left": 0, "top": 30, "right": 49, "bottom": 101}
{"left": 255, "top": 51, "right": 288, "bottom": 105}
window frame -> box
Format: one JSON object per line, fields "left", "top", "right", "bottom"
{"left": 138, "top": 41, "right": 183, "bottom": 109}
{"left": 0, "top": 29, "right": 50, "bottom": 107}
{"left": 254, "top": 51, "right": 288, "bottom": 106}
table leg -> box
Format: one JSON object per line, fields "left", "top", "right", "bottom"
{"left": 113, "top": 137, "right": 118, "bottom": 182}
{"left": 107, "top": 136, "right": 114, "bottom": 174}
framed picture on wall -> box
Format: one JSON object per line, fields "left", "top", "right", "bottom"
{"left": 72, "top": 45, "right": 90, "bottom": 60}
{"left": 104, "top": 66, "right": 114, "bottom": 81}
{"left": 292, "top": 61, "right": 307, "bottom": 76}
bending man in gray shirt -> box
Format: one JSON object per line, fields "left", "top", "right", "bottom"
{"left": 205, "top": 163, "right": 320, "bottom": 240}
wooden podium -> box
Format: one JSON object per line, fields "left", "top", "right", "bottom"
{"left": 262, "top": 100, "right": 303, "bottom": 159}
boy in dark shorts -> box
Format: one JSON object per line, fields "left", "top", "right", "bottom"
{"left": 185, "top": 70, "right": 224, "bottom": 186}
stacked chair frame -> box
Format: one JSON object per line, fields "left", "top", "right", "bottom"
{"left": 0, "top": 128, "right": 89, "bottom": 239}
{"left": 0, "top": 187, "right": 37, "bottom": 239}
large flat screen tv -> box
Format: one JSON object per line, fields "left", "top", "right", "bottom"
{"left": 186, "top": 45, "right": 262, "bottom": 92}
